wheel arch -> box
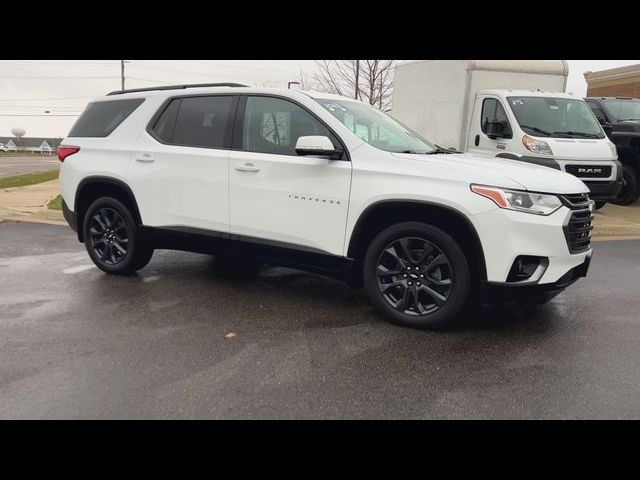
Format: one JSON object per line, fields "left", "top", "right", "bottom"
{"left": 74, "top": 176, "right": 142, "bottom": 242}
{"left": 347, "top": 200, "right": 487, "bottom": 287}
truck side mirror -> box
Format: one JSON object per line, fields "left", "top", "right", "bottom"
{"left": 486, "top": 119, "right": 507, "bottom": 139}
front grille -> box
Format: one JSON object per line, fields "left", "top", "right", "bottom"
{"left": 565, "top": 164, "right": 612, "bottom": 178}
{"left": 560, "top": 193, "right": 591, "bottom": 209}
{"left": 563, "top": 207, "right": 593, "bottom": 254}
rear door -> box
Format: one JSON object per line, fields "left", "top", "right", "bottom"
{"left": 228, "top": 95, "right": 352, "bottom": 256}
{"left": 127, "top": 94, "right": 237, "bottom": 232}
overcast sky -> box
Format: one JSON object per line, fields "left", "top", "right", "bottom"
{"left": 0, "top": 60, "right": 637, "bottom": 138}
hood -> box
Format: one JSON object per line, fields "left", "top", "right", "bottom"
{"left": 391, "top": 152, "right": 589, "bottom": 194}
{"left": 541, "top": 137, "right": 615, "bottom": 161}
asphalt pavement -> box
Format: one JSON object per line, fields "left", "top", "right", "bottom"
{"left": 1, "top": 221, "right": 639, "bottom": 419}
{"left": 0, "top": 155, "right": 60, "bottom": 178}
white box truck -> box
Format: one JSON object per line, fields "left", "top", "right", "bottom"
{"left": 392, "top": 60, "right": 622, "bottom": 206}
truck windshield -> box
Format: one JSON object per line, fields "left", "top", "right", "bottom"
{"left": 601, "top": 99, "right": 640, "bottom": 122}
{"left": 315, "top": 98, "right": 437, "bottom": 154}
{"left": 507, "top": 96, "right": 605, "bottom": 139}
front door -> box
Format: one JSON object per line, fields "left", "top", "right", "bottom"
{"left": 467, "top": 95, "right": 515, "bottom": 157}
{"left": 229, "top": 95, "right": 352, "bottom": 256}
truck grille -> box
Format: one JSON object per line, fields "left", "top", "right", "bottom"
{"left": 565, "top": 165, "right": 612, "bottom": 178}
{"left": 561, "top": 194, "right": 594, "bottom": 254}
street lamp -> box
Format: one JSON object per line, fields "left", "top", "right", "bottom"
{"left": 288, "top": 81, "right": 300, "bottom": 89}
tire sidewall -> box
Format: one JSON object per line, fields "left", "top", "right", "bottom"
{"left": 82, "top": 197, "right": 142, "bottom": 274}
{"left": 614, "top": 165, "right": 640, "bottom": 205}
{"left": 363, "top": 222, "right": 471, "bottom": 329}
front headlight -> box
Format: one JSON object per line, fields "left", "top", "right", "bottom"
{"left": 608, "top": 141, "right": 618, "bottom": 159}
{"left": 522, "top": 135, "right": 553, "bottom": 156}
{"left": 471, "top": 185, "right": 563, "bottom": 216}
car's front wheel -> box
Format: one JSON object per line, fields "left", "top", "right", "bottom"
{"left": 613, "top": 164, "right": 640, "bottom": 206}
{"left": 363, "top": 222, "right": 471, "bottom": 329}
{"left": 82, "top": 197, "right": 153, "bottom": 275}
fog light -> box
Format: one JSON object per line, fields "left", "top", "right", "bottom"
{"left": 507, "top": 256, "right": 548, "bottom": 283}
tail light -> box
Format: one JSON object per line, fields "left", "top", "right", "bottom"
{"left": 57, "top": 145, "right": 80, "bottom": 162}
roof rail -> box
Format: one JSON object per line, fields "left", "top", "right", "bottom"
{"left": 107, "top": 82, "right": 249, "bottom": 96}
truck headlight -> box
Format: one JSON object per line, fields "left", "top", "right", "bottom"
{"left": 608, "top": 141, "right": 618, "bottom": 159}
{"left": 522, "top": 135, "right": 553, "bottom": 156}
{"left": 471, "top": 185, "right": 562, "bottom": 216}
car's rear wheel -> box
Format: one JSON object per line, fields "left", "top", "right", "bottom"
{"left": 363, "top": 222, "right": 471, "bottom": 329}
{"left": 83, "top": 197, "right": 153, "bottom": 275}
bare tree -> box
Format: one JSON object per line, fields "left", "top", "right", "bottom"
{"left": 299, "top": 60, "right": 396, "bottom": 110}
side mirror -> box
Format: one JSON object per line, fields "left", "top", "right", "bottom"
{"left": 295, "top": 136, "right": 342, "bottom": 159}
{"left": 486, "top": 119, "right": 507, "bottom": 139}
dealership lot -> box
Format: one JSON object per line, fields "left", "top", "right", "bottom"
{"left": 0, "top": 221, "right": 639, "bottom": 419}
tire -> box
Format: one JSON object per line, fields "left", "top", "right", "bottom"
{"left": 594, "top": 201, "right": 607, "bottom": 210}
{"left": 363, "top": 222, "right": 471, "bottom": 329}
{"left": 612, "top": 164, "right": 640, "bottom": 206}
{"left": 82, "top": 197, "right": 153, "bottom": 275}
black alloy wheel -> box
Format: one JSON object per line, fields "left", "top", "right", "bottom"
{"left": 82, "top": 197, "right": 153, "bottom": 275}
{"left": 376, "top": 237, "right": 453, "bottom": 316}
{"left": 88, "top": 207, "right": 129, "bottom": 265}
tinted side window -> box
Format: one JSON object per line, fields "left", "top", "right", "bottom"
{"left": 243, "top": 96, "right": 337, "bottom": 156}
{"left": 68, "top": 98, "right": 144, "bottom": 137}
{"left": 481, "top": 98, "right": 512, "bottom": 137}
{"left": 586, "top": 101, "right": 606, "bottom": 122}
{"left": 172, "top": 96, "right": 233, "bottom": 149}
{"left": 152, "top": 99, "right": 181, "bottom": 143}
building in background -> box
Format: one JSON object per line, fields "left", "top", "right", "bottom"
{"left": 584, "top": 64, "right": 640, "bottom": 98}
{"left": 0, "top": 137, "right": 62, "bottom": 153}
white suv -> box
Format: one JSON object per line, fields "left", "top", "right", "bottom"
{"left": 58, "top": 83, "right": 593, "bottom": 328}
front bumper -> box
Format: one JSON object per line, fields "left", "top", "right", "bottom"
{"left": 471, "top": 205, "right": 592, "bottom": 284}
{"left": 583, "top": 179, "right": 623, "bottom": 201}
{"left": 483, "top": 253, "right": 591, "bottom": 303}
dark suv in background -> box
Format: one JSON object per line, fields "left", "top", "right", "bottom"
{"left": 585, "top": 97, "right": 640, "bottom": 205}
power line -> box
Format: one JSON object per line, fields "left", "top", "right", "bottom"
{"left": 0, "top": 75, "right": 118, "bottom": 79}
{"left": 0, "top": 114, "right": 80, "bottom": 117}
{"left": 171, "top": 60, "right": 297, "bottom": 73}
{"left": 127, "top": 76, "right": 175, "bottom": 85}
{"left": 0, "top": 96, "right": 94, "bottom": 102}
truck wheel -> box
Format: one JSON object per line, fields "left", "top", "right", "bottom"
{"left": 613, "top": 165, "right": 640, "bottom": 206}
{"left": 594, "top": 201, "right": 607, "bottom": 210}
{"left": 363, "top": 222, "right": 470, "bottom": 329}
{"left": 82, "top": 197, "right": 153, "bottom": 275}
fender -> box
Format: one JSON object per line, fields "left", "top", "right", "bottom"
{"left": 347, "top": 198, "right": 488, "bottom": 282}
{"left": 74, "top": 176, "right": 143, "bottom": 240}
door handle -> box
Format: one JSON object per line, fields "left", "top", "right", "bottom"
{"left": 135, "top": 154, "right": 155, "bottom": 163}
{"left": 235, "top": 163, "right": 260, "bottom": 172}
{"left": 474, "top": 134, "right": 480, "bottom": 147}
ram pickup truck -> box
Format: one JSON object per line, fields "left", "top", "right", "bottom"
{"left": 585, "top": 97, "right": 640, "bottom": 205}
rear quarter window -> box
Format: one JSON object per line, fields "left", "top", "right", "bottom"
{"left": 68, "top": 98, "right": 145, "bottom": 137}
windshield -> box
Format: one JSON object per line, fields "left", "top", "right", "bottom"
{"left": 507, "top": 96, "right": 605, "bottom": 139}
{"left": 314, "top": 98, "right": 437, "bottom": 153}
{"left": 601, "top": 99, "right": 640, "bottom": 122}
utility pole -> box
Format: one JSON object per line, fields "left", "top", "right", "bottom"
{"left": 355, "top": 60, "right": 360, "bottom": 100}
{"left": 120, "top": 60, "right": 125, "bottom": 91}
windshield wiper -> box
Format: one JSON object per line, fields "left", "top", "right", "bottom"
{"left": 519, "top": 125, "right": 553, "bottom": 136}
{"left": 618, "top": 118, "right": 640, "bottom": 122}
{"left": 424, "top": 146, "right": 457, "bottom": 155}
{"left": 553, "top": 131, "right": 600, "bottom": 139}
